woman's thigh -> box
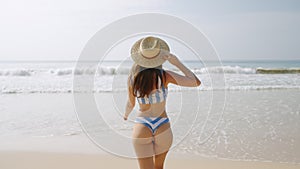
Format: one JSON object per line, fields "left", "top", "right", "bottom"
{"left": 153, "top": 123, "right": 173, "bottom": 155}
{"left": 132, "top": 123, "right": 154, "bottom": 158}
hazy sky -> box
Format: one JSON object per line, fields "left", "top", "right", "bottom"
{"left": 0, "top": 0, "right": 299, "bottom": 61}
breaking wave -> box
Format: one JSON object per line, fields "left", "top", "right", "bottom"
{"left": 1, "top": 66, "right": 300, "bottom": 77}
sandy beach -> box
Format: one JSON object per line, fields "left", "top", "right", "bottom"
{"left": 1, "top": 151, "right": 300, "bottom": 169}
{"left": 0, "top": 90, "right": 299, "bottom": 165}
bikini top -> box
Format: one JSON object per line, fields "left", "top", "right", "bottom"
{"left": 137, "top": 77, "right": 168, "bottom": 104}
{"left": 131, "top": 69, "right": 168, "bottom": 104}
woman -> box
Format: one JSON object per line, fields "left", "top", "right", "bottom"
{"left": 124, "top": 36, "right": 201, "bottom": 169}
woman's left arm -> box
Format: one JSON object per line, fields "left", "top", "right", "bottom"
{"left": 124, "top": 76, "right": 135, "bottom": 120}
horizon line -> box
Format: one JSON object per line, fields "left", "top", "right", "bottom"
{"left": 0, "top": 59, "right": 300, "bottom": 62}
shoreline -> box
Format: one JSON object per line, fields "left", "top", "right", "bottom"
{"left": 1, "top": 150, "right": 299, "bottom": 169}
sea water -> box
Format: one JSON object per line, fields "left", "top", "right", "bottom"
{"left": 0, "top": 60, "right": 300, "bottom": 93}
{"left": 0, "top": 60, "right": 299, "bottom": 163}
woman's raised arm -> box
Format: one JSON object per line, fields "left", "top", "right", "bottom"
{"left": 163, "top": 53, "right": 201, "bottom": 87}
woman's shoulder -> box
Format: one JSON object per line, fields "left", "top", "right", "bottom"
{"left": 162, "top": 69, "right": 179, "bottom": 87}
{"left": 127, "top": 73, "right": 135, "bottom": 86}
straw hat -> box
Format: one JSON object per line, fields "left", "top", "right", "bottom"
{"left": 131, "top": 36, "right": 170, "bottom": 68}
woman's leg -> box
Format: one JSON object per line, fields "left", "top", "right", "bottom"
{"left": 154, "top": 151, "right": 168, "bottom": 169}
{"left": 137, "top": 157, "right": 155, "bottom": 169}
{"left": 132, "top": 123, "right": 155, "bottom": 169}
{"left": 153, "top": 123, "right": 173, "bottom": 169}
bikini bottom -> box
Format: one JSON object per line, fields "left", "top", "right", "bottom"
{"left": 135, "top": 117, "right": 169, "bottom": 135}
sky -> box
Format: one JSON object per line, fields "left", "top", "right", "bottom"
{"left": 0, "top": 0, "right": 299, "bottom": 61}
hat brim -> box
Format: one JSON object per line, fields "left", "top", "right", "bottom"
{"left": 131, "top": 37, "right": 170, "bottom": 68}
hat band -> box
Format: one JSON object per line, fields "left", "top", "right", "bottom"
{"left": 141, "top": 50, "right": 161, "bottom": 60}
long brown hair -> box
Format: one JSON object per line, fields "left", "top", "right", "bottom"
{"left": 132, "top": 66, "right": 166, "bottom": 98}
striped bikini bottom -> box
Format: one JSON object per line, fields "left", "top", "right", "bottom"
{"left": 135, "top": 117, "right": 170, "bottom": 135}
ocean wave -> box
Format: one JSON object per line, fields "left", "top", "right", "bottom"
{"left": 48, "top": 67, "right": 131, "bottom": 76}
{"left": 0, "top": 66, "right": 300, "bottom": 77}
{"left": 0, "top": 69, "right": 32, "bottom": 76}
{"left": 0, "top": 67, "right": 132, "bottom": 76}
{"left": 256, "top": 68, "right": 300, "bottom": 74}
{"left": 1, "top": 86, "right": 300, "bottom": 94}
{"left": 192, "top": 66, "right": 300, "bottom": 74}
{"left": 193, "top": 66, "right": 256, "bottom": 74}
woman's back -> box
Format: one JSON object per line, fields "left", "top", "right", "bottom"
{"left": 133, "top": 69, "right": 169, "bottom": 117}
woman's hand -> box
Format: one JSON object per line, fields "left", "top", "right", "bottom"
{"left": 163, "top": 53, "right": 201, "bottom": 87}
{"left": 123, "top": 116, "right": 128, "bottom": 121}
{"left": 163, "top": 53, "right": 180, "bottom": 65}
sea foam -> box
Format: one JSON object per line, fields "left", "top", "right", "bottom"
{"left": 1, "top": 66, "right": 300, "bottom": 77}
